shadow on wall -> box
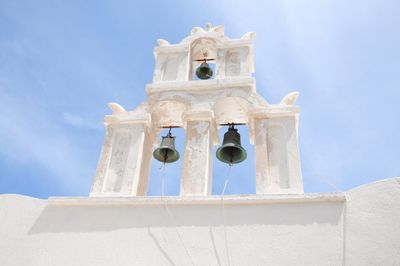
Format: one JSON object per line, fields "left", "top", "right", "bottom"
{"left": 28, "top": 202, "right": 344, "bottom": 234}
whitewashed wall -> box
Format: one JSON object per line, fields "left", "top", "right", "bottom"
{"left": 1, "top": 177, "right": 399, "bottom": 266}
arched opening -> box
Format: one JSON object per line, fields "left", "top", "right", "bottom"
{"left": 189, "top": 38, "right": 217, "bottom": 81}
{"left": 147, "top": 100, "right": 187, "bottom": 196}
{"left": 211, "top": 97, "right": 255, "bottom": 195}
{"left": 147, "top": 127, "right": 185, "bottom": 196}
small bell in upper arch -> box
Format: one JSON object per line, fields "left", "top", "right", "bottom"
{"left": 194, "top": 52, "right": 215, "bottom": 80}
{"left": 153, "top": 128, "right": 180, "bottom": 163}
{"left": 216, "top": 124, "right": 247, "bottom": 164}
{"left": 195, "top": 61, "right": 213, "bottom": 80}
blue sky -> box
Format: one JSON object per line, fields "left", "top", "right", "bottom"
{"left": 0, "top": 0, "right": 399, "bottom": 198}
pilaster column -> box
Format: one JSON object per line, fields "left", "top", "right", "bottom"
{"left": 180, "top": 111, "right": 215, "bottom": 196}
{"left": 251, "top": 110, "right": 303, "bottom": 194}
{"left": 90, "top": 116, "right": 153, "bottom": 197}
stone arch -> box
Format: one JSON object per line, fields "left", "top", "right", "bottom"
{"left": 150, "top": 100, "right": 188, "bottom": 128}
{"left": 212, "top": 96, "right": 251, "bottom": 125}
{"left": 189, "top": 38, "right": 218, "bottom": 80}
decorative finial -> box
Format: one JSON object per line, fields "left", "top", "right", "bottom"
{"left": 108, "top": 102, "right": 126, "bottom": 114}
{"left": 280, "top": 92, "right": 299, "bottom": 105}
{"left": 157, "top": 39, "right": 170, "bottom": 47}
{"left": 241, "top": 31, "right": 256, "bottom": 40}
{"left": 190, "top": 24, "right": 224, "bottom": 35}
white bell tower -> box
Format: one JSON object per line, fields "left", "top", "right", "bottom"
{"left": 90, "top": 24, "right": 303, "bottom": 197}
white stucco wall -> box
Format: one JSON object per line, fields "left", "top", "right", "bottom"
{"left": 1, "top": 178, "right": 399, "bottom": 266}
{"left": 345, "top": 178, "right": 400, "bottom": 265}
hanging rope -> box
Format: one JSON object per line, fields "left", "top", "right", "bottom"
{"left": 160, "top": 163, "right": 195, "bottom": 266}
{"left": 220, "top": 164, "right": 232, "bottom": 266}
{"left": 311, "top": 171, "right": 342, "bottom": 192}
{"left": 287, "top": 150, "right": 343, "bottom": 192}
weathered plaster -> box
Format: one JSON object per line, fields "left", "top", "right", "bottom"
{"left": 90, "top": 122, "right": 153, "bottom": 197}
{"left": 253, "top": 115, "right": 303, "bottom": 194}
{"left": 180, "top": 115, "right": 214, "bottom": 195}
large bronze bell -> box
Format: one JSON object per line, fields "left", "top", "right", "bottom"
{"left": 195, "top": 61, "right": 213, "bottom": 80}
{"left": 216, "top": 124, "right": 247, "bottom": 164}
{"left": 153, "top": 130, "right": 180, "bottom": 163}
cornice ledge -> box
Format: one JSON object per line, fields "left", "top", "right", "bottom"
{"left": 104, "top": 113, "right": 151, "bottom": 126}
{"left": 249, "top": 105, "right": 300, "bottom": 119}
{"left": 146, "top": 77, "right": 256, "bottom": 94}
{"left": 48, "top": 192, "right": 346, "bottom": 206}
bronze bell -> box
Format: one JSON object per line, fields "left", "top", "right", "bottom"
{"left": 195, "top": 61, "right": 213, "bottom": 80}
{"left": 216, "top": 124, "right": 247, "bottom": 164}
{"left": 153, "top": 130, "right": 180, "bottom": 163}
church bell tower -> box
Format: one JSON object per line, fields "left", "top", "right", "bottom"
{"left": 90, "top": 24, "right": 303, "bottom": 197}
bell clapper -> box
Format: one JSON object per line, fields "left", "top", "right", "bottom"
{"left": 163, "top": 127, "right": 172, "bottom": 163}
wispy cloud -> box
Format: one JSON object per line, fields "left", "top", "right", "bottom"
{"left": 62, "top": 112, "right": 102, "bottom": 130}
{"left": 0, "top": 88, "right": 95, "bottom": 196}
